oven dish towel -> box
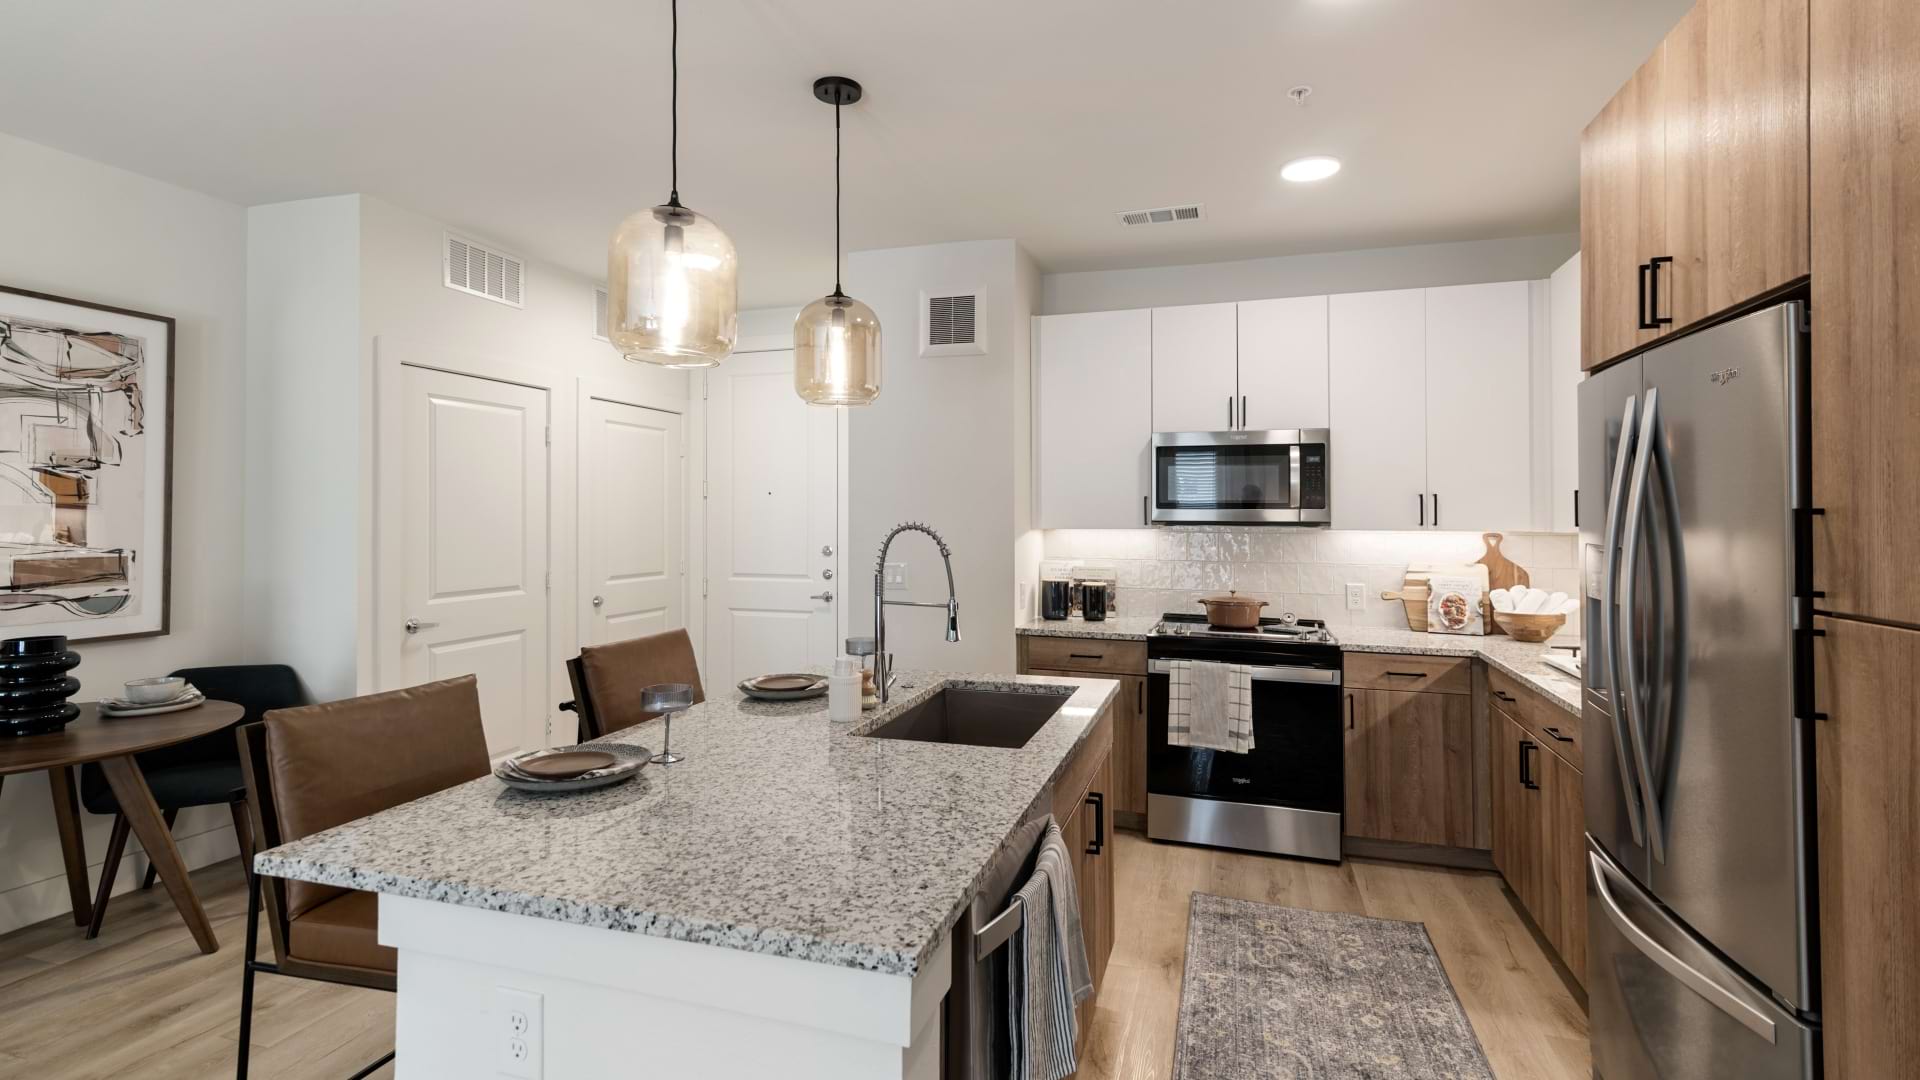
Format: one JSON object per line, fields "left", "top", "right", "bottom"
{"left": 1007, "top": 819, "right": 1093, "bottom": 1080}
{"left": 1165, "top": 659, "right": 1255, "bottom": 753}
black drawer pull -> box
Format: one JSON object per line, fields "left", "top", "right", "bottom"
{"left": 1542, "top": 726, "right": 1574, "bottom": 743}
{"left": 1085, "top": 791, "right": 1105, "bottom": 855}
{"left": 1493, "top": 690, "right": 1516, "bottom": 703}
{"left": 1347, "top": 692, "right": 1356, "bottom": 730}
{"left": 1384, "top": 670, "right": 1429, "bottom": 679}
{"left": 1068, "top": 653, "right": 1104, "bottom": 661}
{"left": 1519, "top": 740, "right": 1540, "bottom": 790}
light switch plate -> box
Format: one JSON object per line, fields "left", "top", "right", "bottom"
{"left": 884, "top": 562, "right": 909, "bottom": 591}
{"left": 1345, "top": 582, "right": 1366, "bottom": 611}
{"left": 496, "top": 986, "right": 543, "bottom": 1078}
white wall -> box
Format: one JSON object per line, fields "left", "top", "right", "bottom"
{"left": 844, "top": 240, "right": 1039, "bottom": 674}
{"left": 0, "top": 132, "right": 250, "bottom": 934}
{"left": 1042, "top": 233, "right": 1578, "bottom": 315}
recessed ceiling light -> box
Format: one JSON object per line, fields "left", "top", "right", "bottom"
{"left": 1281, "top": 156, "right": 1342, "bottom": 183}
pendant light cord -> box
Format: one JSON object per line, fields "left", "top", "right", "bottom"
{"left": 668, "top": 0, "right": 681, "bottom": 207}
{"left": 834, "top": 97, "right": 844, "bottom": 296}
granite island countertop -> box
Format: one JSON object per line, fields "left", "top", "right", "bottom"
{"left": 1015, "top": 618, "right": 1582, "bottom": 716}
{"left": 252, "top": 671, "right": 1118, "bottom": 978}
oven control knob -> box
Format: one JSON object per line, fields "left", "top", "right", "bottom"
{"left": 1278, "top": 611, "right": 1298, "bottom": 627}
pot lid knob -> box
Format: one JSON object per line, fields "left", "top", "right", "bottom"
{"left": 1278, "top": 611, "right": 1298, "bottom": 626}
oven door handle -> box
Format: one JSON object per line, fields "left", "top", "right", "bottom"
{"left": 1148, "top": 658, "right": 1341, "bottom": 686}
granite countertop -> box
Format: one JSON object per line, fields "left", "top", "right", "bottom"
{"left": 1015, "top": 618, "right": 1582, "bottom": 716}
{"left": 252, "top": 671, "right": 1118, "bottom": 978}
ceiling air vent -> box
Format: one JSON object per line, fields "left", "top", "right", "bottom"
{"left": 444, "top": 232, "right": 525, "bottom": 308}
{"left": 920, "top": 291, "right": 986, "bottom": 358}
{"left": 594, "top": 286, "right": 611, "bottom": 342}
{"left": 1116, "top": 203, "right": 1205, "bottom": 227}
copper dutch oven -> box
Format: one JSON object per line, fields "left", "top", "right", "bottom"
{"left": 1199, "top": 591, "right": 1268, "bottom": 629}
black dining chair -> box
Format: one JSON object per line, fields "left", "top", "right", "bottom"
{"left": 77, "top": 663, "right": 308, "bottom": 938}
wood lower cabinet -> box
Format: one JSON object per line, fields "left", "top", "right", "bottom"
{"left": 1055, "top": 733, "right": 1115, "bottom": 1048}
{"left": 1491, "top": 696, "right": 1587, "bottom": 988}
{"left": 1019, "top": 635, "right": 1147, "bottom": 825}
{"left": 1344, "top": 686, "right": 1475, "bottom": 848}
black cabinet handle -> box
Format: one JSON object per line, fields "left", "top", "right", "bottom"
{"left": 1142, "top": 494, "right": 1149, "bottom": 526}
{"left": 1638, "top": 261, "right": 1654, "bottom": 329}
{"left": 1418, "top": 493, "right": 1425, "bottom": 526}
{"left": 1519, "top": 740, "right": 1540, "bottom": 789}
{"left": 1136, "top": 680, "right": 1144, "bottom": 712}
{"left": 1573, "top": 488, "right": 1580, "bottom": 529}
{"left": 1068, "top": 653, "right": 1104, "bottom": 661}
{"left": 1493, "top": 689, "right": 1516, "bottom": 703}
{"left": 1240, "top": 395, "right": 1248, "bottom": 429}
{"left": 1432, "top": 492, "right": 1440, "bottom": 528}
{"left": 1085, "top": 791, "right": 1105, "bottom": 855}
{"left": 1346, "top": 691, "right": 1356, "bottom": 730}
{"left": 1228, "top": 396, "right": 1235, "bottom": 429}
{"left": 1542, "top": 726, "right": 1574, "bottom": 743}
{"left": 1649, "top": 256, "right": 1673, "bottom": 327}
{"left": 1385, "top": 670, "right": 1429, "bottom": 679}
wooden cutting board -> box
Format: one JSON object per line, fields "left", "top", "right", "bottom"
{"left": 1475, "top": 532, "right": 1531, "bottom": 635}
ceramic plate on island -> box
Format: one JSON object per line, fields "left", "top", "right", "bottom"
{"left": 737, "top": 673, "right": 828, "bottom": 701}
{"left": 495, "top": 747, "right": 647, "bottom": 793}
{"left": 99, "top": 686, "right": 206, "bottom": 718}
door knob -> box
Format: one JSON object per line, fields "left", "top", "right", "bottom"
{"left": 404, "top": 618, "right": 440, "bottom": 635}
{"left": 822, "top": 569, "right": 834, "bottom": 580}
{"left": 809, "top": 591, "right": 834, "bottom": 603}
{"left": 820, "top": 544, "right": 835, "bottom": 557}
{"left": 592, "top": 595, "right": 604, "bottom": 608}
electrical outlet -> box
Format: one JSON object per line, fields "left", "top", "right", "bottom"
{"left": 884, "top": 562, "right": 909, "bottom": 591}
{"left": 496, "top": 987, "right": 543, "bottom": 1078}
{"left": 1345, "top": 582, "right": 1366, "bottom": 611}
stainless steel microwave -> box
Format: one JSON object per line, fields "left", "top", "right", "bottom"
{"left": 1150, "top": 430, "right": 1331, "bottom": 525}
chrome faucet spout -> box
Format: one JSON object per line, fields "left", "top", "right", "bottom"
{"left": 872, "top": 521, "right": 960, "bottom": 704}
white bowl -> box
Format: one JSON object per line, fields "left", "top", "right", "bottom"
{"left": 124, "top": 676, "right": 187, "bottom": 704}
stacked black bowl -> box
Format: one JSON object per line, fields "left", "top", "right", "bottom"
{"left": 0, "top": 636, "right": 82, "bottom": 736}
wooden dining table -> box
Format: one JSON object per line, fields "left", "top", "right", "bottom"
{"left": 0, "top": 700, "right": 245, "bottom": 954}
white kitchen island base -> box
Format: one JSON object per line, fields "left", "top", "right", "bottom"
{"left": 381, "top": 895, "right": 950, "bottom": 1080}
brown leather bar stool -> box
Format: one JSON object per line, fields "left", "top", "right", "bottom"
{"left": 233, "top": 675, "right": 490, "bottom": 1080}
{"left": 561, "top": 628, "right": 705, "bottom": 741}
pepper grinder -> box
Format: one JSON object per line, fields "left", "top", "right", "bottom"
{"left": 640, "top": 682, "right": 693, "bottom": 764}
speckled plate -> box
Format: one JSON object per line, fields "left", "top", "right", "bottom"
{"left": 737, "top": 674, "right": 828, "bottom": 701}
{"left": 494, "top": 748, "right": 648, "bottom": 793}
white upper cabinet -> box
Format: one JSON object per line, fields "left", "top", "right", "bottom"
{"left": 1425, "top": 281, "right": 1534, "bottom": 531}
{"left": 1549, "top": 254, "right": 1582, "bottom": 532}
{"left": 1330, "top": 289, "right": 1428, "bottom": 530}
{"left": 1149, "top": 302, "right": 1238, "bottom": 432}
{"left": 1035, "top": 309, "right": 1152, "bottom": 529}
{"left": 1237, "top": 296, "right": 1330, "bottom": 430}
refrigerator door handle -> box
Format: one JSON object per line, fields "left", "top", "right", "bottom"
{"left": 1621, "top": 388, "right": 1670, "bottom": 864}
{"left": 1601, "top": 394, "right": 1649, "bottom": 845}
{"left": 1648, "top": 400, "right": 1689, "bottom": 818}
{"left": 1590, "top": 851, "right": 1779, "bottom": 1044}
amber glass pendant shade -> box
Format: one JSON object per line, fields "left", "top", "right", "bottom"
{"left": 795, "top": 292, "right": 881, "bottom": 405}
{"left": 608, "top": 202, "right": 737, "bottom": 368}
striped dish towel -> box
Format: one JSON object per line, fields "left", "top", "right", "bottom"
{"left": 1008, "top": 819, "right": 1093, "bottom": 1080}
{"left": 1166, "top": 659, "right": 1255, "bottom": 753}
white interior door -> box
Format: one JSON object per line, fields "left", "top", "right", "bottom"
{"left": 581, "top": 398, "right": 684, "bottom": 646}
{"left": 704, "top": 352, "right": 839, "bottom": 686}
{"left": 1329, "top": 288, "right": 1428, "bottom": 530}
{"left": 398, "top": 365, "right": 551, "bottom": 759}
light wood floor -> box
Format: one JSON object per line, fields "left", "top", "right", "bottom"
{"left": 0, "top": 835, "right": 1587, "bottom": 1080}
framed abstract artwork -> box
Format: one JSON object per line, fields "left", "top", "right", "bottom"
{"left": 0, "top": 286, "right": 173, "bottom": 641}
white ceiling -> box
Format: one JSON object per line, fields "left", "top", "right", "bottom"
{"left": 0, "top": 0, "right": 1689, "bottom": 309}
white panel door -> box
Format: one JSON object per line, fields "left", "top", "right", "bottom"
{"left": 1150, "top": 302, "right": 1238, "bottom": 432}
{"left": 1329, "top": 289, "right": 1428, "bottom": 530}
{"left": 705, "top": 352, "right": 838, "bottom": 687}
{"left": 581, "top": 398, "right": 684, "bottom": 646}
{"left": 1237, "top": 295, "right": 1330, "bottom": 430}
{"left": 1425, "top": 281, "right": 1534, "bottom": 531}
{"left": 1036, "top": 310, "right": 1152, "bottom": 528}
{"left": 398, "top": 366, "right": 550, "bottom": 759}
{"left": 1550, "top": 255, "right": 1583, "bottom": 531}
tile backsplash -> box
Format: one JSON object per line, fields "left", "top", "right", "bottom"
{"left": 1040, "top": 529, "right": 1583, "bottom": 635}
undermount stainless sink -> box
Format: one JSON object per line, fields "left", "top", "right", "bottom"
{"left": 860, "top": 686, "right": 1071, "bottom": 749}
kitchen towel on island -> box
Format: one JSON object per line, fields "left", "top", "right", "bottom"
{"left": 1165, "top": 659, "right": 1255, "bottom": 753}
{"left": 1007, "top": 818, "right": 1093, "bottom": 1080}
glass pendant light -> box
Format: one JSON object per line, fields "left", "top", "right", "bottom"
{"left": 795, "top": 76, "right": 881, "bottom": 406}
{"left": 607, "top": 0, "right": 737, "bottom": 368}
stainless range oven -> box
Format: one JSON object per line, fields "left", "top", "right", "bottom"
{"left": 1150, "top": 429, "right": 1331, "bottom": 524}
{"left": 1146, "top": 614, "right": 1344, "bottom": 861}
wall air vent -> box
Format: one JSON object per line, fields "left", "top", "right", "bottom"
{"left": 919, "top": 291, "right": 986, "bottom": 357}
{"left": 1116, "top": 203, "right": 1205, "bottom": 227}
{"left": 594, "top": 286, "right": 611, "bottom": 342}
{"left": 444, "top": 232, "right": 525, "bottom": 308}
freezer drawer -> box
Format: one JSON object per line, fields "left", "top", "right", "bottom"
{"left": 1587, "top": 840, "right": 1817, "bottom": 1080}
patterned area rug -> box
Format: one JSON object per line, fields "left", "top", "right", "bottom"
{"left": 1173, "top": 894, "right": 1496, "bottom": 1079}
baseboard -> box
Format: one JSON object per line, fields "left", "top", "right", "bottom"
{"left": 1115, "top": 811, "right": 1146, "bottom": 833}
{"left": 1342, "top": 837, "right": 1496, "bottom": 871}
{"left": 0, "top": 822, "right": 240, "bottom": 937}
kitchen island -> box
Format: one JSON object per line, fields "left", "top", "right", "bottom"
{"left": 252, "top": 671, "right": 1119, "bottom": 1080}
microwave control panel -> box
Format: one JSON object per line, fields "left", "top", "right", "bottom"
{"left": 1300, "top": 446, "right": 1328, "bottom": 509}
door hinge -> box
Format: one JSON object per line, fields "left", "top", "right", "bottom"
{"left": 702, "top": 479, "right": 709, "bottom": 499}
{"left": 701, "top": 577, "right": 709, "bottom": 598}
{"left": 544, "top": 425, "right": 551, "bottom": 446}
{"left": 702, "top": 374, "right": 710, "bottom": 400}
{"left": 544, "top": 571, "right": 551, "bottom": 592}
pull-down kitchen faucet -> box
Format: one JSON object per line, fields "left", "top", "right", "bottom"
{"left": 872, "top": 521, "right": 960, "bottom": 704}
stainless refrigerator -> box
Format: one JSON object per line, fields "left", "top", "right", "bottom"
{"left": 1577, "top": 301, "right": 1820, "bottom": 1079}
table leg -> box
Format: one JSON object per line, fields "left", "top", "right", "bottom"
{"left": 98, "top": 755, "right": 218, "bottom": 954}
{"left": 46, "top": 765, "right": 93, "bottom": 927}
